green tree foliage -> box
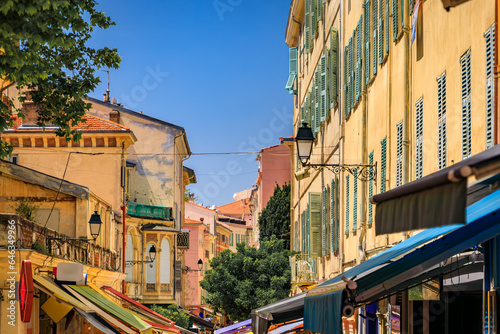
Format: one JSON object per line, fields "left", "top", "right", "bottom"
{"left": 149, "top": 304, "right": 190, "bottom": 329}
{"left": 200, "top": 236, "right": 293, "bottom": 321}
{"left": 259, "top": 183, "right": 291, "bottom": 249}
{"left": 184, "top": 188, "right": 199, "bottom": 204}
{"left": 0, "top": 0, "right": 121, "bottom": 157}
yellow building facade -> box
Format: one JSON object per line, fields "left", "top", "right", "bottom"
{"left": 286, "top": 0, "right": 497, "bottom": 292}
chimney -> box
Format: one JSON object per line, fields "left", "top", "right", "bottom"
{"left": 109, "top": 110, "right": 120, "bottom": 124}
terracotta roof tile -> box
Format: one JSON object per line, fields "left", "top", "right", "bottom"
{"left": 216, "top": 198, "right": 251, "bottom": 215}
{"left": 186, "top": 202, "right": 215, "bottom": 211}
{"left": 10, "top": 114, "right": 130, "bottom": 132}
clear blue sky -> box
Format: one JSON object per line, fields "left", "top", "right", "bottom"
{"left": 89, "top": 0, "right": 294, "bottom": 206}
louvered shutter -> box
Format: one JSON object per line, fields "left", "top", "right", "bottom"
{"left": 311, "top": 0, "right": 317, "bottom": 44}
{"left": 344, "top": 45, "right": 349, "bottom": 119}
{"left": 307, "top": 91, "right": 312, "bottom": 126}
{"left": 437, "top": 73, "right": 447, "bottom": 170}
{"left": 286, "top": 47, "right": 298, "bottom": 94}
{"left": 314, "top": 69, "right": 320, "bottom": 134}
{"left": 356, "top": 19, "right": 362, "bottom": 102}
{"left": 345, "top": 175, "right": 350, "bottom": 233}
{"left": 301, "top": 103, "right": 305, "bottom": 124}
{"left": 317, "top": 0, "right": 322, "bottom": 22}
{"left": 330, "top": 178, "right": 336, "bottom": 252}
{"left": 392, "top": 0, "right": 398, "bottom": 41}
{"left": 485, "top": 25, "right": 495, "bottom": 148}
{"left": 322, "top": 187, "right": 327, "bottom": 256}
{"left": 379, "top": 0, "right": 384, "bottom": 64}
{"left": 306, "top": 203, "right": 311, "bottom": 254}
{"left": 396, "top": 121, "right": 403, "bottom": 186}
{"left": 386, "top": 0, "right": 390, "bottom": 53}
{"left": 365, "top": 1, "right": 371, "bottom": 85}
{"left": 348, "top": 37, "right": 353, "bottom": 114}
{"left": 353, "top": 168, "right": 358, "bottom": 230}
{"left": 305, "top": 0, "right": 311, "bottom": 52}
{"left": 175, "top": 260, "right": 182, "bottom": 292}
{"left": 330, "top": 28, "right": 339, "bottom": 108}
{"left": 301, "top": 210, "right": 306, "bottom": 254}
{"left": 373, "top": 0, "right": 378, "bottom": 74}
{"left": 320, "top": 54, "right": 327, "bottom": 122}
{"left": 416, "top": 98, "right": 423, "bottom": 179}
{"left": 460, "top": 50, "right": 472, "bottom": 159}
{"left": 381, "top": 137, "right": 387, "bottom": 193}
{"left": 368, "top": 152, "right": 374, "bottom": 223}
{"left": 309, "top": 192, "right": 322, "bottom": 257}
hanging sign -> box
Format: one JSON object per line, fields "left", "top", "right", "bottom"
{"left": 19, "top": 260, "right": 34, "bottom": 323}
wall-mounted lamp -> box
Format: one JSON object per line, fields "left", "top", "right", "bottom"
{"left": 125, "top": 245, "right": 157, "bottom": 267}
{"left": 48, "top": 211, "right": 103, "bottom": 243}
{"left": 295, "top": 123, "right": 377, "bottom": 181}
{"left": 183, "top": 259, "right": 204, "bottom": 272}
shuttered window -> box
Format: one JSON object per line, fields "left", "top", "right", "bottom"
{"left": 316, "top": 0, "right": 322, "bottom": 22}
{"left": 330, "top": 28, "right": 339, "bottom": 108}
{"left": 314, "top": 69, "right": 320, "bottom": 134}
{"left": 344, "top": 45, "right": 349, "bottom": 119}
{"left": 368, "top": 152, "right": 374, "bottom": 223}
{"left": 437, "top": 72, "right": 447, "bottom": 170}
{"left": 356, "top": 18, "right": 362, "bottom": 102}
{"left": 301, "top": 210, "right": 306, "bottom": 254}
{"left": 286, "top": 47, "right": 298, "bottom": 94}
{"left": 322, "top": 187, "right": 329, "bottom": 256}
{"left": 309, "top": 192, "right": 322, "bottom": 256}
{"left": 331, "top": 178, "right": 339, "bottom": 252}
{"left": 305, "top": 0, "right": 311, "bottom": 52}
{"left": 396, "top": 121, "right": 403, "bottom": 186}
{"left": 416, "top": 98, "right": 423, "bottom": 179}
{"left": 364, "top": 0, "right": 371, "bottom": 85}
{"left": 381, "top": 137, "right": 387, "bottom": 193}
{"left": 378, "top": 0, "right": 384, "bottom": 64}
{"left": 311, "top": 0, "right": 317, "bottom": 48}
{"left": 345, "top": 175, "right": 350, "bottom": 233}
{"left": 460, "top": 49, "right": 472, "bottom": 159}
{"left": 350, "top": 36, "right": 354, "bottom": 113}
{"left": 294, "top": 220, "right": 299, "bottom": 251}
{"left": 353, "top": 168, "right": 358, "bottom": 230}
{"left": 485, "top": 25, "right": 495, "bottom": 149}
{"left": 392, "top": 0, "right": 398, "bottom": 41}
{"left": 320, "top": 54, "right": 328, "bottom": 122}
{"left": 373, "top": 0, "right": 378, "bottom": 75}
{"left": 385, "top": 0, "right": 390, "bottom": 55}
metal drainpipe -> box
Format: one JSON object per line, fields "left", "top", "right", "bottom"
{"left": 339, "top": 0, "right": 344, "bottom": 274}
{"left": 384, "top": 8, "right": 393, "bottom": 247}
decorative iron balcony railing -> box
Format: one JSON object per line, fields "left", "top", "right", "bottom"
{"left": 289, "top": 254, "right": 319, "bottom": 286}
{"left": 177, "top": 232, "right": 189, "bottom": 249}
{"left": 127, "top": 202, "right": 172, "bottom": 220}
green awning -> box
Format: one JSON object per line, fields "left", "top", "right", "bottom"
{"left": 68, "top": 285, "right": 151, "bottom": 333}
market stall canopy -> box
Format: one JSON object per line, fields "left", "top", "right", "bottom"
{"left": 215, "top": 319, "right": 252, "bottom": 334}
{"left": 251, "top": 293, "right": 305, "bottom": 334}
{"left": 372, "top": 144, "right": 500, "bottom": 234}
{"left": 75, "top": 309, "right": 122, "bottom": 334}
{"left": 268, "top": 319, "right": 303, "bottom": 334}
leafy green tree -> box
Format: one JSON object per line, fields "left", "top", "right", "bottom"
{"left": 200, "top": 236, "right": 293, "bottom": 321}
{"left": 149, "top": 304, "right": 190, "bottom": 329}
{"left": 259, "top": 183, "right": 291, "bottom": 249}
{"left": 0, "top": 0, "right": 121, "bottom": 157}
{"left": 184, "top": 188, "right": 199, "bottom": 204}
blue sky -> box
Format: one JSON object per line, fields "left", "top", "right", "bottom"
{"left": 89, "top": 0, "right": 294, "bottom": 206}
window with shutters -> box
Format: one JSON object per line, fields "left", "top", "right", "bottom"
{"left": 309, "top": 192, "right": 322, "bottom": 256}
{"left": 314, "top": 69, "right": 320, "bottom": 134}
{"left": 330, "top": 28, "right": 339, "bottom": 108}
{"left": 396, "top": 121, "right": 403, "bottom": 186}
{"left": 306, "top": 203, "right": 311, "bottom": 253}
{"left": 381, "top": 137, "right": 387, "bottom": 193}
{"left": 311, "top": 0, "right": 317, "bottom": 49}
{"left": 392, "top": 0, "right": 398, "bottom": 41}
{"left": 320, "top": 54, "right": 327, "bottom": 122}
{"left": 460, "top": 49, "right": 472, "bottom": 159}
{"left": 353, "top": 168, "right": 358, "bottom": 230}
{"left": 330, "top": 178, "right": 339, "bottom": 252}
{"left": 437, "top": 72, "right": 447, "bottom": 170}
{"left": 356, "top": 18, "right": 362, "bottom": 102}
{"left": 345, "top": 175, "right": 350, "bottom": 233}
{"left": 301, "top": 210, "right": 306, "bottom": 254}
{"left": 230, "top": 233, "right": 233, "bottom": 246}
{"left": 344, "top": 45, "right": 349, "bottom": 119}
{"left": 373, "top": 0, "right": 378, "bottom": 75}
{"left": 295, "top": 220, "right": 300, "bottom": 251}
{"left": 385, "top": 0, "right": 389, "bottom": 55}
{"left": 368, "top": 152, "right": 374, "bottom": 223}
{"left": 365, "top": 0, "right": 371, "bottom": 85}
{"left": 316, "top": 0, "right": 322, "bottom": 22}
{"left": 485, "top": 25, "right": 495, "bottom": 149}
{"left": 349, "top": 37, "right": 354, "bottom": 114}
{"left": 322, "top": 186, "right": 329, "bottom": 256}
{"left": 305, "top": 0, "right": 311, "bottom": 52}
{"left": 416, "top": 98, "right": 423, "bottom": 179}
{"left": 286, "top": 47, "right": 298, "bottom": 94}
{"left": 378, "top": 0, "right": 385, "bottom": 64}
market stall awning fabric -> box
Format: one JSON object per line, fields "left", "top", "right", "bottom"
{"left": 215, "top": 319, "right": 252, "bottom": 334}
{"left": 304, "top": 188, "right": 500, "bottom": 334}
{"left": 75, "top": 309, "right": 122, "bottom": 334}
{"left": 251, "top": 293, "right": 305, "bottom": 334}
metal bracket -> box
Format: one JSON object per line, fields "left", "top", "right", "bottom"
{"left": 304, "top": 161, "right": 377, "bottom": 181}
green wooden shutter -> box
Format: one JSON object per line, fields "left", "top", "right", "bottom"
{"left": 307, "top": 91, "right": 312, "bottom": 126}
{"left": 317, "top": 0, "right": 322, "bottom": 22}
{"left": 409, "top": 0, "right": 414, "bottom": 14}
{"left": 378, "top": 0, "right": 384, "bottom": 64}
{"left": 345, "top": 175, "right": 350, "bottom": 233}
{"left": 286, "top": 47, "right": 298, "bottom": 94}
{"left": 356, "top": 19, "right": 362, "bottom": 102}
{"left": 322, "top": 187, "right": 327, "bottom": 256}
{"left": 437, "top": 73, "right": 447, "bottom": 170}
{"left": 368, "top": 152, "right": 374, "bottom": 223}
{"left": 416, "top": 98, "right": 423, "bottom": 179}
{"left": 485, "top": 25, "right": 495, "bottom": 148}
{"left": 311, "top": 0, "right": 317, "bottom": 45}
{"left": 305, "top": 0, "right": 311, "bottom": 52}
{"left": 301, "top": 103, "right": 305, "bottom": 124}
{"left": 306, "top": 203, "right": 311, "bottom": 254}
{"left": 392, "top": 0, "right": 398, "bottom": 41}
{"left": 353, "top": 168, "right": 358, "bottom": 230}
{"left": 373, "top": 0, "right": 378, "bottom": 75}
{"left": 314, "top": 69, "right": 320, "bottom": 134}
{"left": 330, "top": 178, "right": 336, "bottom": 252}
{"left": 344, "top": 45, "right": 349, "bottom": 119}
{"left": 309, "top": 192, "right": 322, "bottom": 257}
{"left": 381, "top": 137, "right": 387, "bottom": 193}
{"left": 396, "top": 121, "right": 403, "bottom": 186}
{"left": 460, "top": 49, "right": 472, "bottom": 160}
{"left": 365, "top": 0, "right": 371, "bottom": 85}
{"left": 330, "top": 27, "right": 339, "bottom": 108}
{"left": 320, "top": 54, "right": 327, "bottom": 122}
{"left": 386, "top": 0, "right": 390, "bottom": 53}
{"left": 348, "top": 36, "right": 353, "bottom": 114}
{"left": 301, "top": 210, "right": 306, "bottom": 254}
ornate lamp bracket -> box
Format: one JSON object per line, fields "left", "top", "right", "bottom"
{"left": 304, "top": 162, "right": 377, "bottom": 181}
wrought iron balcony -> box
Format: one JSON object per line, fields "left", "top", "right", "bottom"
{"left": 127, "top": 202, "right": 172, "bottom": 220}
{"left": 289, "top": 254, "right": 319, "bottom": 286}
{"left": 177, "top": 232, "right": 189, "bottom": 249}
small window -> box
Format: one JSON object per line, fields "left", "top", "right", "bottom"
{"left": 10, "top": 155, "right": 18, "bottom": 164}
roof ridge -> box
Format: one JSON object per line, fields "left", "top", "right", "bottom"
{"left": 84, "top": 113, "right": 130, "bottom": 131}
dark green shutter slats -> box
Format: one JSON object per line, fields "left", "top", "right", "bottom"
{"left": 373, "top": 0, "right": 378, "bottom": 74}
{"left": 438, "top": 73, "right": 447, "bottom": 170}
{"left": 460, "top": 49, "right": 472, "bottom": 159}
{"left": 305, "top": 0, "right": 311, "bottom": 52}
{"left": 345, "top": 175, "right": 350, "bottom": 233}
{"left": 379, "top": 0, "right": 384, "bottom": 64}
{"left": 392, "top": 0, "right": 398, "bottom": 41}
{"left": 365, "top": 0, "right": 371, "bottom": 85}
{"left": 322, "top": 187, "right": 327, "bottom": 256}
{"left": 301, "top": 103, "right": 305, "bottom": 124}
{"left": 353, "top": 168, "right": 358, "bottom": 230}
{"left": 311, "top": 0, "right": 317, "bottom": 47}
{"left": 386, "top": 0, "right": 390, "bottom": 55}
{"left": 314, "top": 69, "right": 320, "bottom": 134}
{"left": 317, "top": 0, "right": 322, "bottom": 22}
{"left": 416, "top": 98, "right": 423, "bottom": 179}
{"left": 309, "top": 192, "right": 322, "bottom": 257}
{"left": 381, "top": 137, "right": 387, "bottom": 193}
{"left": 344, "top": 45, "right": 349, "bottom": 119}
{"left": 320, "top": 54, "right": 327, "bottom": 122}
{"left": 286, "top": 47, "right": 298, "bottom": 94}
{"left": 396, "top": 121, "right": 403, "bottom": 186}
{"left": 349, "top": 36, "right": 354, "bottom": 114}
{"left": 330, "top": 178, "right": 336, "bottom": 252}
{"left": 330, "top": 28, "right": 339, "bottom": 108}
{"left": 368, "top": 152, "right": 374, "bottom": 223}
{"left": 485, "top": 25, "right": 495, "bottom": 148}
{"left": 356, "top": 18, "right": 362, "bottom": 102}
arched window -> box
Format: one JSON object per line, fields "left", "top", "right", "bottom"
{"left": 146, "top": 243, "right": 157, "bottom": 289}
{"left": 160, "top": 238, "right": 171, "bottom": 285}
{"left": 125, "top": 232, "right": 133, "bottom": 282}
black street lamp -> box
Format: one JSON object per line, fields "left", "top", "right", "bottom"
{"left": 125, "top": 245, "right": 157, "bottom": 267}
{"left": 197, "top": 259, "right": 203, "bottom": 271}
{"left": 294, "top": 123, "right": 377, "bottom": 181}
{"left": 89, "top": 211, "right": 103, "bottom": 240}
{"left": 184, "top": 259, "right": 204, "bottom": 272}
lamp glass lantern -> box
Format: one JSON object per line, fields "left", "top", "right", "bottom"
{"left": 295, "top": 123, "right": 314, "bottom": 165}
{"left": 149, "top": 245, "right": 157, "bottom": 262}
{"left": 197, "top": 259, "right": 203, "bottom": 271}
{"left": 89, "top": 211, "right": 102, "bottom": 240}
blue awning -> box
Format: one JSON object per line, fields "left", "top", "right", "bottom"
{"left": 304, "top": 189, "right": 500, "bottom": 334}
{"left": 215, "top": 319, "right": 252, "bottom": 334}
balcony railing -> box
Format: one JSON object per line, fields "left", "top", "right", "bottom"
{"left": 127, "top": 202, "right": 172, "bottom": 220}
{"left": 177, "top": 232, "right": 189, "bottom": 249}
{"left": 290, "top": 254, "right": 319, "bottom": 286}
